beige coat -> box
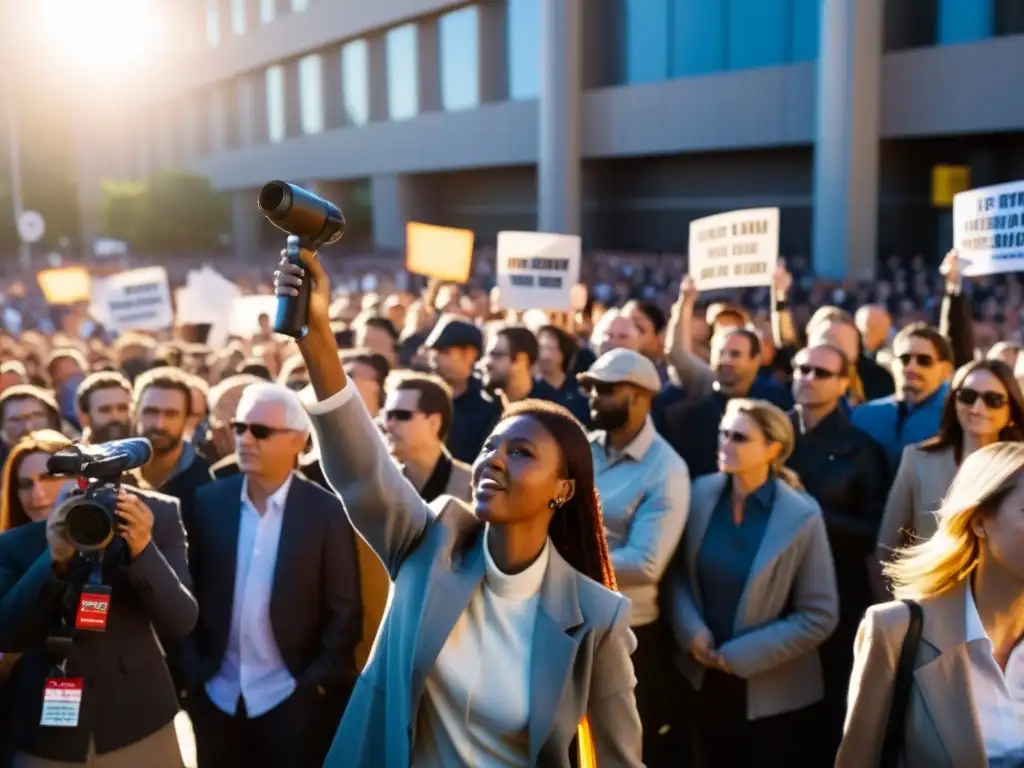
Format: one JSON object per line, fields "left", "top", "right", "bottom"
{"left": 836, "top": 582, "right": 990, "bottom": 768}
{"left": 877, "top": 444, "right": 958, "bottom": 553}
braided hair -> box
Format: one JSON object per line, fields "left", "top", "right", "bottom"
{"left": 498, "top": 399, "right": 616, "bottom": 591}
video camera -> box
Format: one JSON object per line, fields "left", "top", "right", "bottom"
{"left": 47, "top": 438, "right": 153, "bottom": 552}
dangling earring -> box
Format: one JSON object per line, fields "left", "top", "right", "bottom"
{"left": 548, "top": 498, "right": 564, "bottom": 510}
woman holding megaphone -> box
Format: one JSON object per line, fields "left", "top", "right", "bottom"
{"left": 276, "top": 249, "right": 642, "bottom": 767}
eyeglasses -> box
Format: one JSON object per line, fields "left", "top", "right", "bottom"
{"left": 794, "top": 364, "right": 841, "bottom": 380}
{"left": 955, "top": 388, "right": 1008, "bottom": 409}
{"left": 231, "top": 422, "right": 290, "bottom": 440}
{"left": 897, "top": 353, "right": 935, "bottom": 368}
{"left": 384, "top": 409, "right": 417, "bottom": 422}
{"left": 719, "top": 428, "right": 752, "bottom": 444}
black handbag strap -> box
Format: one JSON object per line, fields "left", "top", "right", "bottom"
{"left": 880, "top": 599, "right": 924, "bottom": 768}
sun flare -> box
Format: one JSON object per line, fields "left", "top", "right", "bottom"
{"left": 39, "top": 0, "right": 158, "bottom": 71}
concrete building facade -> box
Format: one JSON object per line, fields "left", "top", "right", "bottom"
{"left": 75, "top": 0, "right": 1024, "bottom": 277}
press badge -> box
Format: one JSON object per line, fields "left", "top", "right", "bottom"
{"left": 75, "top": 585, "right": 112, "bottom": 632}
{"left": 40, "top": 678, "right": 84, "bottom": 727}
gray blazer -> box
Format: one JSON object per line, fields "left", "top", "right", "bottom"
{"left": 666, "top": 474, "right": 839, "bottom": 720}
{"left": 307, "top": 384, "right": 643, "bottom": 768}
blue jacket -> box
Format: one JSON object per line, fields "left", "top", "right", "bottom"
{"left": 851, "top": 383, "right": 949, "bottom": 474}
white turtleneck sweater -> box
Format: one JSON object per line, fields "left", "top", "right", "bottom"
{"left": 411, "top": 533, "right": 551, "bottom": 768}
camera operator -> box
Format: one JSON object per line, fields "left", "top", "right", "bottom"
{"left": 0, "top": 441, "right": 198, "bottom": 766}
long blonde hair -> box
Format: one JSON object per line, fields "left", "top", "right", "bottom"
{"left": 724, "top": 398, "right": 803, "bottom": 490}
{"left": 885, "top": 441, "right": 1024, "bottom": 600}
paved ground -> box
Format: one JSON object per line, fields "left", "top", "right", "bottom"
{"left": 174, "top": 712, "right": 197, "bottom": 768}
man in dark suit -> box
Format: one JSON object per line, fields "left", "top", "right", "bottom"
{"left": 0, "top": 485, "right": 197, "bottom": 765}
{"left": 180, "top": 382, "right": 362, "bottom": 768}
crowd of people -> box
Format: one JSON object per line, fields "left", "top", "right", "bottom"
{"left": 0, "top": 244, "right": 1021, "bottom": 768}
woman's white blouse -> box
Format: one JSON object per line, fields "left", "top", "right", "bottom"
{"left": 411, "top": 534, "right": 551, "bottom": 768}
{"left": 964, "top": 584, "right": 1024, "bottom": 759}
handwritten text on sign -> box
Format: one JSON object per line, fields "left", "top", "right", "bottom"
{"left": 688, "top": 207, "right": 780, "bottom": 290}
{"left": 496, "top": 232, "right": 581, "bottom": 311}
{"left": 97, "top": 266, "right": 174, "bottom": 332}
{"left": 953, "top": 180, "right": 1024, "bottom": 277}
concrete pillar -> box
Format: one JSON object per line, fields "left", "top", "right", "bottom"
{"left": 370, "top": 174, "right": 437, "bottom": 251}
{"left": 367, "top": 34, "right": 389, "bottom": 122}
{"left": 232, "top": 189, "right": 261, "bottom": 260}
{"left": 155, "top": 103, "right": 174, "bottom": 168}
{"left": 221, "top": 80, "right": 239, "bottom": 149}
{"left": 417, "top": 18, "right": 441, "bottom": 113}
{"left": 134, "top": 114, "right": 153, "bottom": 180}
{"left": 206, "top": 86, "right": 226, "bottom": 154}
{"left": 180, "top": 96, "right": 199, "bottom": 160}
{"left": 237, "top": 71, "right": 268, "bottom": 145}
{"left": 321, "top": 45, "right": 346, "bottom": 130}
{"left": 478, "top": 1, "right": 509, "bottom": 103}
{"left": 284, "top": 59, "right": 303, "bottom": 137}
{"left": 811, "top": 0, "right": 883, "bottom": 279}
{"left": 538, "top": 0, "right": 583, "bottom": 235}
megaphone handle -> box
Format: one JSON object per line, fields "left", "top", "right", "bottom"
{"left": 274, "top": 235, "right": 313, "bottom": 340}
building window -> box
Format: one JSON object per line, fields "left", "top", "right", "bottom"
{"left": 669, "top": 0, "right": 725, "bottom": 77}
{"left": 726, "top": 0, "right": 787, "bottom": 70}
{"left": 386, "top": 23, "right": 418, "bottom": 121}
{"left": 341, "top": 39, "right": 369, "bottom": 126}
{"left": 230, "top": 0, "right": 246, "bottom": 36}
{"left": 205, "top": 0, "right": 220, "bottom": 46}
{"left": 623, "top": 0, "right": 670, "bottom": 83}
{"left": 439, "top": 6, "right": 479, "bottom": 112}
{"left": 266, "top": 65, "right": 286, "bottom": 143}
{"left": 299, "top": 54, "right": 324, "bottom": 134}
{"left": 292, "top": 0, "right": 311, "bottom": 11}
{"left": 508, "top": 0, "right": 540, "bottom": 99}
{"left": 937, "top": 0, "right": 994, "bottom": 44}
{"left": 260, "top": 0, "right": 276, "bottom": 24}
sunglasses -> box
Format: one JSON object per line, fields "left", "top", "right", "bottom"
{"left": 719, "top": 428, "right": 752, "bottom": 444}
{"left": 794, "top": 364, "right": 841, "bottom": 380}
{"left": 897, "top": 353, "right": 935, "bottom": 368}
{"left": 231, "top": 422, "right": 290, "bottom": 440}
{"left": 384, "top": 409, "right": 417, "bottom": 422}
{"left": 586, "top": 381, "right": 619, "bottom": 397}
{"left": 955, "top": 388, "right": 1008, "bottom": 410}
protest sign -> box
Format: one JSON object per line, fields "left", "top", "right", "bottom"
{"left": 94, "top": 267, "right": 173, "bottom": 332}
{"left": 406, "top": 222, "right": 475, "bottom": 284}
{"left": 37, "top": 267, "right": 91, "bottom": 305}
{"left": 953, "top": 179, "right": 1024, "bottom": 277}
{"left": 496, "top": 232, "right": 581, "bottom": 311}
{"left": 230, "top": 295, "right": 277, "bottom": 339}
{"left": 688, "top": 207, "right": 779, "bottom": 290}
{"left": 177, "top": 267, "right": 242, "bottom": 348}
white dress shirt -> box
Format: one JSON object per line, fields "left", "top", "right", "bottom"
{"left": 206, "top": 473, "right": 297, "bottom": 718}
{"left": 964, "top": 582, "right": 1024, "bottom": 760}
{"left": 411, "top": 533, "right": 551, "bottom": 768}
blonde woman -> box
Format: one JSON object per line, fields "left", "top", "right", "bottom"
{"left": 838, "top": 442, "right": 1024, "bottom": 767}
{"left": 666, "top": 398, "right": 839, "bottom": 767}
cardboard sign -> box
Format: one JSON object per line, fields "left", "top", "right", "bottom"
{"left": 37, "top": 267, "right": 92, "bottom": 305}
{"left": 230, "top": 295, "right": 278, "bottom": 339}
{"left": 406, "top": 222, "right": 475, "bottom": 284}
{"left": 688, "top": 207, "right": 780, "bottom": 290}
{"left": 953, "top": 179, "right": 1024, "bottom": 277}
{"left": 177, "top": 267, "right": 242, "bottom": 348}
{"left": 496, "top": 231, "right": 581, "bottom": 311}
{"left": 93, "top": 267, "right": 173, "bottom": 332}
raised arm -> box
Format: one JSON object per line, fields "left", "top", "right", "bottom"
{"left": 276, "top": 250, "right": 433, "bottom": 577}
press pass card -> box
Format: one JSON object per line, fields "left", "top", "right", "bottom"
{"left": 40, "top": 678, "right": 84, "bottom": 727}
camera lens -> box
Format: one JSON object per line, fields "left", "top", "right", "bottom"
{"left": 64, "top": 500, "right": 114, "bottom": 552}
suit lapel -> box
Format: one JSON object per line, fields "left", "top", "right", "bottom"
{"left": 214, "top": 476, "right": 245, "bottom": 641}
{"left": 410, "top": 519, "right": 487, "bottom": 713}
{"left": 914, "top": 584, "right": 987, "bottom": 767}
{"left": 528, "top": 546, "right": 584, "bottom": 763}
{"left": 270, "top": 475, "right": 305, "bottom": 634}
{"left": 684, "top": 475, "right": 726, "bottom": 605}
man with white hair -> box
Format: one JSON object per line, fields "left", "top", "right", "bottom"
{"left": 179, "top": 382, "right": 363, "bottom": 768}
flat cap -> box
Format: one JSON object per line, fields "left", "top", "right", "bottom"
{"left": 578, "top": 348, "right": 661, "bottom": 394}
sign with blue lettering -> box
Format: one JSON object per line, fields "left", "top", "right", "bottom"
{"left": 954, "top": 179, "right": 1024, "bottom": 277}
{"left": 496, "top": 231, "right": 581, "bottom": 311}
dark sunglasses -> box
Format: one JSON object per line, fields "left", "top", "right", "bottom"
{"left": 719, "top": 428, "right": 752, "bottom": 444}
{"left": 586, "top": 381, "right": 619, "bottom": 397}
{"left": 231, "top": 422, "right": 290, "bottom": 440}
{"left": 955, "top": 388, "right": 1008, "bottom": 410}
{"left": 897, "top": 353, "right": 935, "bottom": 368}
{"left": 384, "top": 409, "right": 417, "bottom": 422}
{"left": 794, "top": 364, "right": 841, "bottom": 380}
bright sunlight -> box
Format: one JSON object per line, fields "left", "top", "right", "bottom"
{"left": 38, "top": 0, "right": 159, "bottom": 72}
